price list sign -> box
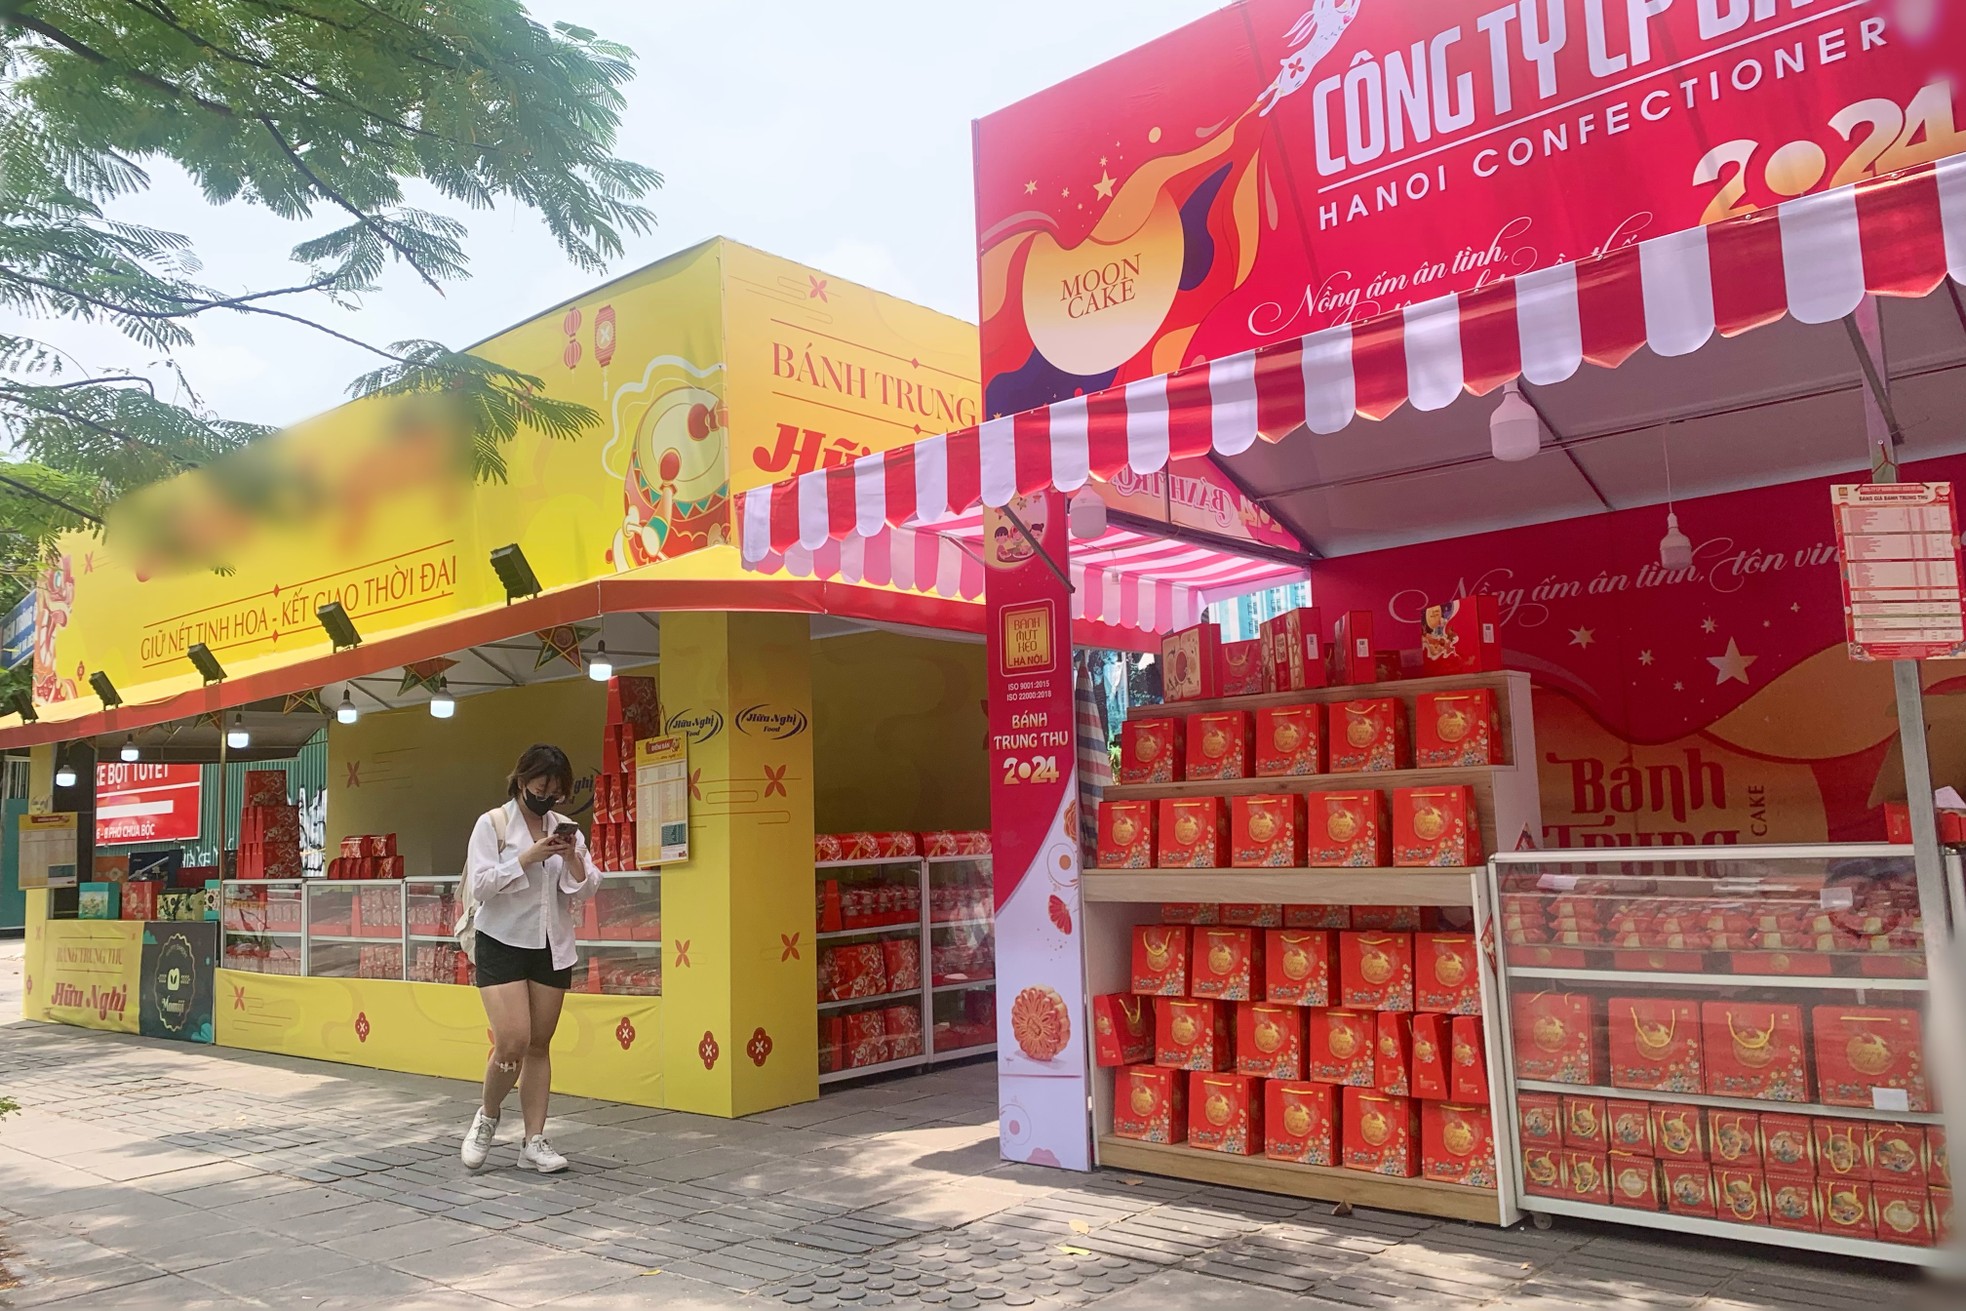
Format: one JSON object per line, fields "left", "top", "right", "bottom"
{"left": 634, "top": 735, "right": 691, "bottom": 867}
{"left": 1831, "top": 483, "right": 1966, "bottom": 662}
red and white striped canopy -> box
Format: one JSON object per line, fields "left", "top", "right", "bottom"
{"left": 740, "top": 155, "right": 1966, "bottom": 562}
{"left": 746, "top": 512, "right": 1308, "bottom": 635}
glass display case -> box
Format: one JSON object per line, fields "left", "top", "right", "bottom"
{"left": 306, "top": 881, "right": 404, "bottom": 980}
{"left": 1485, "top": 845, "right": 1951, "bottom": 1266}
{"left": 221, "top": 879, "right": 304, "bottom": 975}
{"left": 220, "top": 873, "right": 664, "bottom": 995}
{"left": 927, "top": 854, "right": 995, "bottom": 1060}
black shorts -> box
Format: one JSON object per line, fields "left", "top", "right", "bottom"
{"left": 475, "top": 932, "right": 573, "bottom": 990}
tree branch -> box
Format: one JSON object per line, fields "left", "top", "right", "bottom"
{"left": 0, "top": 384, "right": 201, "bottom": 467}
{"left": 0, "top": 473, "right": 104, "bottom": 525}
{"left": 256, "top": 117, "right": 445, "bottom": 293}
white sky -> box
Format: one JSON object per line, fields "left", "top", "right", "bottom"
{"left": 8, "top": 0, "right": 1215, "bottom": 431}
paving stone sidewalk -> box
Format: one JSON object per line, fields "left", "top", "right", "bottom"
{"left": 0, "top": 943, "right": 1949, "bottom": 1309}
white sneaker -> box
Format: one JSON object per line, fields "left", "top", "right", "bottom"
{"left": 519, "top": 1134, "right": 568, "bottom": 1173}
{"left": 461, "top": 1109, "right": 499, "bottom": 1170}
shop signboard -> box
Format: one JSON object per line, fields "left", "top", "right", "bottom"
{"left": 1095, "top": 458, "right": 1299, "bottom": 551}
{"left": 984, "top": 490, "right": 1091, "bottom": 1170}
{"left": 34, "top": 920, "right": 142, "bottom": 1033}
{"left": 139, "top": 920, "right": 216, "bottom": 1044}
{"left": 1831, "top": 482, "right": 1966, "bottom": 661}
{"left": 975, "top": 0, "right": 1966, "bottom": 412}
{"left": 17, "top": 812, "right": 78, "bottom": 889}
{"left": 1, "top": 592, "right": 30, "bottom": 670}
{"left": 634, "top": 735, "right": 691, "bottom": 867}
{"left": 94, "top": 762, "right": 203, "bottom": 846}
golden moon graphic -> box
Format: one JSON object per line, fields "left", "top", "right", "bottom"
{"left": 1130, "top": 1083, "right": 1157, "bottom": 1116}
{"left": 1283, "top": 1102, "right": 1312, "bottom": 1136}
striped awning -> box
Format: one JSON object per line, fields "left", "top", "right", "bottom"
{"left": 740, "top": 155, "right": 1966, "bottom": 560}
{"left": 745, "top": 512, "right": 1308, "bottom": 636}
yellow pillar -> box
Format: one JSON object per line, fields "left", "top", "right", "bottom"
{"left": 20, "top": 742, "right": 55, "bottom": 1021}
{"left": 658, "top": 612, "right": 818, "bottom": 1116}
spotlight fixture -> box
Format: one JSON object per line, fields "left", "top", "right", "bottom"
{"left": 587, "top": 640, "right": 614, "bottom": 683}
{"left": 119, "top": 736, "right": 139, "bottom": 763}
{"left": 88, "top": 670, "right": 124, "bottom": 708}
{"left": 8, "top": 691, "right": 36, "bottom": 723}
{"left": 490, "top": 544, "right": 542, "bottom": 604}
{"left": 316, "top": 600, "right": 362, "bottom": 651}
{"left": 226, "top": 714, "right": 251, "bottom": 751}
{"left": 335, "top": 689, "right": 359, "bottom": 725}
{"left": 54, "top": 759, "right": 79, "bottom": 789}
{"left": 187, "top": 642, "right": 227, "bottom": 684}
{"left": 1489, "top": 380, "right": 1544, "bottom": 463}
{"left": 429, "top": 677, "right": 456, "bottom": 719}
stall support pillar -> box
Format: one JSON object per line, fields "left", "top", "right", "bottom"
{"left": 20, "top": 743, "right": 56, "bottom": 1021}
{"left": 657, "top": 612, "right": 818, "bottom": 1117}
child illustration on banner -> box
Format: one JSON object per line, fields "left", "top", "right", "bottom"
{"left": 602, "top": 356, "right": 732, "bottom": 570}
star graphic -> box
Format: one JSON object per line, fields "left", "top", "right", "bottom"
{"left": 1638, "top": 650, "right": 1655, "bottom": 666}
{"left": 1099, "top": 155, "right": 1109, "bottom": 166}
{"left": 1061, "top": 187, "right": 1071, "bottom": 198}
{"left": 1673, "top": 681, "right": 1685, "bottom": 692}
{"left": 1094, "top": 171, "right": 1116, "bottom": 200}
{"left": 1708, "top": 638, "right": 1759, "bottom": 685}
{"left": 1790, "top": 603, "right": 1801, "bottom": 613}
{"left": 1023, "top": 180, "right": 1037, "bottom": 195}
{"left": 1568, "top": 627, "right": 1595, "bottom": 649}
{"left": 1701, "top": 617, "right": 1718, "bottom": 634}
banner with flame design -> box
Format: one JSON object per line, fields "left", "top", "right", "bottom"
{"left": 976, "top": 0, "right": 1966, "bottom": 416}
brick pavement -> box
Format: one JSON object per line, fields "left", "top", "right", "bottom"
{"left": 0, "top": 942, "right": 1948, "bottom": 1309}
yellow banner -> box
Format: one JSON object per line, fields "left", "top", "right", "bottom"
{"left": 28, "top": 239, "right": 979, "bottom": 719}
{"left": 30, "top": 919, "right": 143, "bottom": 1033}
{"left": 215, "top": 969, "right": 664, "bottom": 1108}
{"left": 718, "top": 241, "right": 978, "bottom": 493}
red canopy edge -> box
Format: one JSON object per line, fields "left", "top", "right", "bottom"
{"left": 740, "top": 156, "right": 1966, "bottom": 560}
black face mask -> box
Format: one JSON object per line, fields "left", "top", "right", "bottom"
{"left": 521, "top": 792, "right": 555, "bottom": 818}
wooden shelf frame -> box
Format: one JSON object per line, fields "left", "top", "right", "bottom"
{"left": 1097, "top": 1137, "right": 1505, "bottom": 1225}
{"left": 1084, "top": 869, "right": 1476, "bottom": 907}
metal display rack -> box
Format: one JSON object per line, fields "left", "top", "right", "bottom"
{"left": 815, "top": 853, "right": 997, "bottom": 1085}
{"left": 1484, "top": 845, "right": 1953, "bottom": 1267}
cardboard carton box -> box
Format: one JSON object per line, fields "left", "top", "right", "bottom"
{"left": 1262, "top": 607, "right": 1326, "bottom": 693}
{"left": 1161, "top": 624, "right": 1223, "bottom": 702}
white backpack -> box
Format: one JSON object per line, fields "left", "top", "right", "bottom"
{"left": 453, "top": 806, "right": 509, "bottom": 959}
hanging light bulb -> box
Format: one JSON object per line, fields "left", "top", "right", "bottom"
{"left": 587, "top": 640, "right": 613, "bottom": 683}
{"left": 54, "top": 755, "right": 78, "bottom": 789}
{"left": 1659, "top": 512, "right": 1694, "bottom": 571}
{"left": 1068, "top": 488, "right": 1109, "bottom": 540}
{"left": 429, "top": 678, "right": 456, "bottom": 719}
{"left": 1489, "top": 380, "right": 1544, "bottom": 462}
{"left": 119, "top": 736, "right": 139, "bottom": 763}
{"left": 1658, "top": 434, "right": 1692, "bottom": 571}
{"left": 335, "top": 689, "right": 358, "bottom": 725}
{"left": 226, "top": 714, "right": 251, "bottom": 750}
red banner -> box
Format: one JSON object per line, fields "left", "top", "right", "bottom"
{"left": 976, "top": 0, "right": 1966, "bottom": 413}
{"left": 1309, "top": 454, "right": 1966, "bottom": 848}
{"left": 95, "top": 763, "right": 202, "bottom": 846}
{"left": 984, "top": 490, "right": 1090, "bottom": 1170}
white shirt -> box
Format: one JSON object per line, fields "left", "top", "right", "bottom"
{"left": 465, "top": 799, "right": 604, "bottom": 971}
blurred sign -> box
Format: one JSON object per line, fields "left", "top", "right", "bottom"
{"left": 1, "top": 592, "right": 31, "bottom": 670}
{"left": 95, "top": 763, "right": 203, "bottom": 846}
{"left": 1833, "top": 483, "right": 1966, "bottom": 661}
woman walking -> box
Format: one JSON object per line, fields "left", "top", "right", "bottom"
{"left": 459, "top": 744, "right": 602, "bottom": 1172}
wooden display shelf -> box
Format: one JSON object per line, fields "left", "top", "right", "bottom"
{"left": 1083, "top": 869, "right": 1476, "bottom": 906}
{"left": 1097, "top": 1137, "right": 1502, "bottom": 1225}
{"left": 1106, "top": 764, "right": 1503, "bottom": 802}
